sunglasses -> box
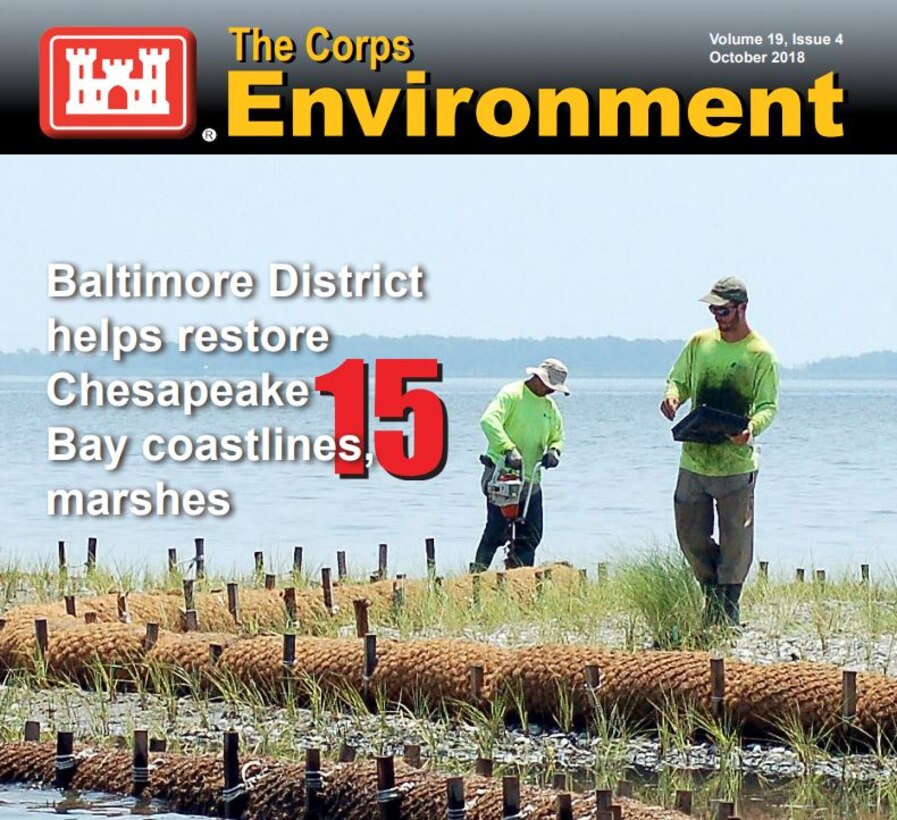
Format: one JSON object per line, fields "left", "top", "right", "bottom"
{"left": 709, "top": 304, "right": 737, "bottom": 317}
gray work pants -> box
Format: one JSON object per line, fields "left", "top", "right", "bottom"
{"left": 673, "top": 468, "right": 757, "bottom": 586}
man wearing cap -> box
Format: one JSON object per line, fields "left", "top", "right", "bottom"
{"left": 472, "top": 358, "right": 569, "bottom": 572}
{"left": 660, "top": 277, "right": 778, "bottom": 628}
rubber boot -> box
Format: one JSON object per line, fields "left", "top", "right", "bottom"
{"left": 720, "top": 584, "right": 743, "bottom": 628}
{"left": 701, "top": 583, "right": 726, "bottom": 626}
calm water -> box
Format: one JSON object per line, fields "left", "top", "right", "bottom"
{"left": 0, "top": 785, "right": 203, "bottom": 817}
{"left": 0, "top": 377, "right": 894, "bottom": 578}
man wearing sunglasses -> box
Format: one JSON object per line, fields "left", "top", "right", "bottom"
{"left": 659, "top": 276, "right": 778, "bottom": 629}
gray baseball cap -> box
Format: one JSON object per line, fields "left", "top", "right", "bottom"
{"left": 699, "top": 276, "right": 748, "bottom": 305}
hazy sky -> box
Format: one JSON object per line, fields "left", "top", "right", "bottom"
{"left": 3, "top": 155, "right": 894, "bottom": 366}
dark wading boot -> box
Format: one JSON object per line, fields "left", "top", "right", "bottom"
{"left": 720, "top": 584, "right": 743, "bottom": 629}
{"left": 701, "top": 583, "right": 726, "bottom": 626}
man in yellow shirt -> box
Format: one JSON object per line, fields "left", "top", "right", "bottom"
{"left": 472, "top": 358, "right": 568, "bottom": 571}
{"left": 660, "top": 277, "right": 778, "bottom": 627}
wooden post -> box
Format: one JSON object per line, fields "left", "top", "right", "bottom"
{"left": 194, "top": 537, "right": 205, "bottom": 580}
{"left": 338, "top": 743, "right": 357, "bottom": 762}
{"left": 117, "top": 592, "right": 130, "bottom": 623}
{"left": 64, "top": 595, "right": 76, "bottom": 617}
{"left": 293, "top": 546, "right": 304, "bottom": 577}
{"left": 254, "top": 550, "right": 265, "bottom": 575}
{"left": 55, "top": 731, "right": 76, "bottom": 788}
{"left": 861, "top": 563, "right": 870, "bottom": 584}
{"left": 364, "top": 633, "right": 378, "bottom": 680}
{"left": 321, "top": 567, "right": 334, "bottom": 612}
{"left": 617, "top": 780, "right": 634, "bottom": 798}
{"left": 714, "top": 800, "right": 735, "bottom": 819}
{"left": 144, "top": 623, "right": 160, "bottom": 652}
{"left": 674, "top": 790, "right": 693, "bottom": 814}
{"left": 209, "top": 644, "right": 223, "bottom": 665}
{"left": 265, "top": 573, "right": 277, "bottom": 591}
{"left": 305, "top": 748, "right": 324, "bottom": 818}
{"left": 816, "top": 569, "right": 826, "bottom": 585}
{"left": 34, "top": 619, "right": 48, "bottom": 657}
{"left": 795, "top": 567, "right": 805, "bottom": 583}
{"left": 168, "top": 547, "right": 178, "bottom": 573}
{"left": 597, "top": 562, "right": 608, "bottom": 584}
{"left": 57, "top": 540, "right": 66, "bottom": 571}
{"left": 579, "top": 568, "right": 588, "bottom": 587}
{"left": 475, "top": 757, "right": 493, "bottom": 777}
{"left": 596, "top": 789, "right": 613, "bottom": 810}
{"left": 183, "top": 610, "right": 199, "bottom": 632}
{"left": 227, "top": 582, "right": 241, "bottom": 625}
{"left": 584, "top": 665, "right": 601, "bottom": 690}
{"left": 392, "top": 578, "right": 405, "bottom": 611}
{"left": 758, "top": 561, "right": 769, "bottom": 580}
{"left": 425, "top": 537, "right": 436, "bottom": 575}
{"left": 284, "top": 587, "right": 297, "bottom": 624}
{"left": 132, "top": 729, "right": 149, "bottom": 795}
{"left": 149, "top": 738, "right": 167, "bottom": 753}
{"left": 842, "top": 669, "right": 857, "bottom": 723}
{"left": 86, "top": 537, "right": 97, "bottom": 571}
{"left": 283, "top": 633, "right": 296, "bottom": 670}
{"left": 711, "top": 655, "right": 725, "bottom": 718}
{"left": 377, "top": 755, "right": 402, "bottom": 820}
{"left": 84, "top": 611, "right": 97, "bottom": 624}
{"left": 471, "top": 573, "right": 481, "bottom": 606}
{"left": 446, "top": 776, "right": 466, "bottom": 819}
{"left": 337, "top": 550, "right": 348, "bottom": 581}
{"left": 502, "top": 775, "right": 521, "bottom": 819}
{"left": 378, "top": 543, "right": 388, "bottom": 580}
{"left": 353, "top": 599, "right": 370, "bottom": 638}
{"left": 183, "top": 578, "right": 195, "bottom": 610}
{"left": 222, "top": 731, "right": 246, "bottom": 819}
{"left": 556, "top": 794, "right": 573, "bottom": 820}
{"left": 24, "top": 720, "right": 40, "bottom": 742}
{"left": 469, "top": 665, "right": 484, "bottom": 701}
{"left": 404, "top": 743, "right": 421, "bottom": 768}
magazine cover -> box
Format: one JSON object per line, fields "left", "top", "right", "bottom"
{"left": 0, "top": 0, "right": 895, "bottom": 816}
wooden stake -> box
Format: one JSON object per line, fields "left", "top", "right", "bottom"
{"left": 502, "top": 775, "right": 521, "bottom": 818}
{"left": 321, "top": 567, "right": 334, "bottom": 612}
{"left": 149, "top": 738, "right": 167, "bottom": 753}
{"left": 674, "top": 789, "right": 693, "bottom": 814}
{"left": 714, "top": 800, "right": 735, "bottom": 819}
{"left": 597, "top": 562, "right": 608, "bottom": 584}
{"left": 425, "top": 537, "right": 436, "bottom": 575}
{"left": 616, "top": 780, "right": 634, "bottom": 798}
{"left": 132, "top": 729, "right": 149, "bottom": 795}
{"left": 469, "top": 665, "right": 484, "bottom": 701}
{"left": 403, "top": 742, "right": 421, "bottom": 768}
{"left": 305, "top": 747, "right": 324, "bottom": 819}
{"left": 264, "top": 573, "right": 276, "bottom": 591}
{"left": 194, "top": 537, "right": 205, "bottom": 579}
{"left": 377, "top": 755, "right": 402, "bottom": 820}
{"left": 183, "top": 609, "right": 199, "bottom": 632}
{"left": 254, "top": 550, "right": 264, "bottom": 575}
{"left": 796, "top": 567, "right": 805, "bottom": 583}
{"left": 57, "top": 540, "right": 66, "bottom": 571}
{"left": 34, "top": 619, "right": 48, "bottom": 657}
{"left": 861, "top": 563, "right": 870, "bottom": 584}
{"left": 842, "top": 669, "right": 857, "bottom": 722}
{"left": 378, "top": 543, "right": 388, "bottom": 580}
{"left": 353, "top": 599, "right": 370, "bottom": 638}
{"left": 84, "top": 611, "right": 97, "bottom": 625}
{"left": 209, "top": 644, "right": 223, "bottom": 665}
{"left": 86, "top": 537, "right": 97, "bottom": 571}
{"left": 284, "top": 587, "right": 297, "bottom": 623}
{"left": 711, "top": 655, "right": 725, "bottom": 718}
{"left": 144, "top": 623, "right": 160, "bottom": 652}
{"left": 446, "top": 776, "right": 466, "bottom": 819}
{"left": 364, "top": 633, "right": 378, "bottom": 680}
{"left": 596, "top": 789, "right": 613, "bottom": 809}
{"left": 55, "top": 731, "right": 76, "bottom": 788}
{"left": 117, "top": 592, "right": 129, "bottom": 623}
{"left": 182, "top": 579, "right": 195, "bottom": 611}
{"left": 338, "top": 743, "right": 356, "bottom": 763}
{"left": 556, "top": 794, "right": 573, "bottom": 820}
{"left": 392, "top": 578, "right": 405, "bottom": 610}
{"left": 816, "top": 569, "right": 826, "bottom": 584}
{"left": 293, "top": 545, "right": 304, "bottom": 576}
{"left": 168, "top": 547, "right": 178, "bottom": 573}
{"left": 64, "top": 595, "right": 76, "bottom": 617}
{"left": 222, "top": 731, "right": 246, "bottom": 819}
{"left": 337, "top": 550, "right": 347, "bottom": 581}
{"left": 759, "top": 561, "right": 769, "bottom": 580}
{"left": 227, "top": 582, "right": 241, "bottom": 625}
{"left": 24, "top": 720, "right": 40, "bottom": 742}
{"left": 475, "top": 757, "right": 493, "bottom": 777}
{"left": 584, "top": 665, "right": 601, "bottom": 689}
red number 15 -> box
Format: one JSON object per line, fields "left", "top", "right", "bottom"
{"left": 315, "top": 358, "right": 448, "bottom": 479}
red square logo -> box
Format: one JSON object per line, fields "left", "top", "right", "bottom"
{"left": 40, "top": 27, "right": 196, "bottom": 138}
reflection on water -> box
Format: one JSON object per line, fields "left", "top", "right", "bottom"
{"left": 0, "top": 378, "right": 894, "bottom": 577}
{"left": 0, "top": 786, "right": 204, "bottom": 817}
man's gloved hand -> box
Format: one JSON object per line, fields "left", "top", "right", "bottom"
{"left": 504, "top": 448, "right": 523, "bottom": 469}
{"left": 541, "top": 449, "right": 561, "bottom": 469}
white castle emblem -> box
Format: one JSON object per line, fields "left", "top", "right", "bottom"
{"left": 65, "top": 47, "right": 170, "bottom": 115}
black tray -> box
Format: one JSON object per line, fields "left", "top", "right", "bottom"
{"left": 671, "top": 404, "right": 749, "bottom": 444}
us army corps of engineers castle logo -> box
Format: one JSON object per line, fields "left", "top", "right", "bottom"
{"left": 40, "top": 27, "right": 196, "bottom": 138}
